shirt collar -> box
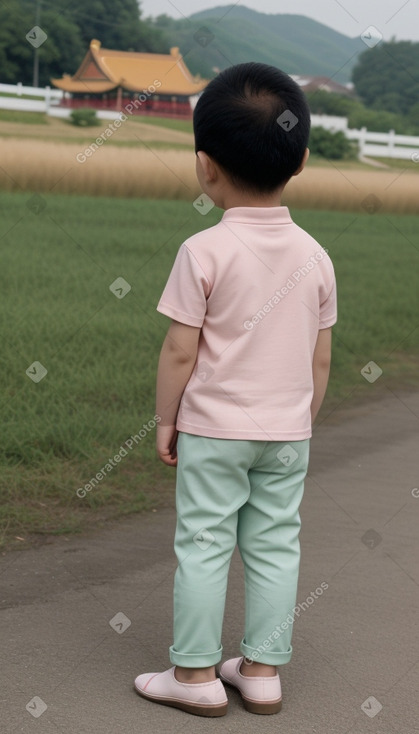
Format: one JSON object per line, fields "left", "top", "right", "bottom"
{"left": 221, "top": 206, "right": 293, "bottom": 225}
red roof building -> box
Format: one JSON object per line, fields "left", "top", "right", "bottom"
{"left": 52, "top": 40, "right": 209, "bottom": 117}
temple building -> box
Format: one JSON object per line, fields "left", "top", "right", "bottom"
{"left": 51, "top": 40, "right": 208, "bottom": 118}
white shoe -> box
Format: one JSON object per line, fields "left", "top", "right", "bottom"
{"left": 134, "top": 666, "right": 228, "bottom": 717}
{"left": 220, "top": 657, "right": 282, "bottom": 714}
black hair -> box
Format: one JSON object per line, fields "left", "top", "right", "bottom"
{"left": 193, "top": 62, "right": 310, "bottom": 193}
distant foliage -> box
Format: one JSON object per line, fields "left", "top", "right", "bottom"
{"left": 0, "top": 0, "right": 167, "bottom": 86}
{"left": 69, "top": 109, "right": 99, "bottom": 127}
{"left": 307, "top": 90, "right": 354, "bottom": 117}
{"left": 352, "top": 40, "right": 419, "bottom": 116}
{"left": 0, "top": 0, "right": 84, "bottom": 86}
{"left": 58, "top": 0, "right": 166, "bottom": 54}
{"left": 309, "top": 128, "right": 357, "bottom": 160}
{"left": 307, "top": 89, "right": 419, "bottom": 135}
{"left": 347, "top": 106, "right": 410, "bottom": 135}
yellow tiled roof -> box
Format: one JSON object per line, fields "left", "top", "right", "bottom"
{"left": 51, "top": 78, "right": 117, "bottom": 93}
{"left": 52, "top": 40, "right": 208, "bottom": 96}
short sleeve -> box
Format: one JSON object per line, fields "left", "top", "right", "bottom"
{"left": 319, "top": 275, "right": 337, "bottom": 329}
{"left": 157, "top": 244, "right": 210, "bottom": 327}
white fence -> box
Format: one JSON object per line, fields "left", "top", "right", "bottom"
{"left": 311, "top": 114, "right": 418, "bottom": 161}
{"left": 345, "top": 127, "right": 419, "bottom": 161}
{"left": 0, "top": 82, "right": 62, "bottom": 113}
{"left": 311, "top": 114, "right": 348, "bottom": 132}
{"left": 1, "top": 84, "right": 418, "bottom": 161}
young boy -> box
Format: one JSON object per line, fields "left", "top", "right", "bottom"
{"left": 135, "top": 62, "right": 336, "bottom": 717}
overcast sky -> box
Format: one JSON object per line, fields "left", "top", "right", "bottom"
{"left": 140, "top": 0, "right": 419, "bottom": 41}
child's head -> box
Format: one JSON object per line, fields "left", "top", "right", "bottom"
{"left": 193, "top": 62, "right": 310, "bottom": 198}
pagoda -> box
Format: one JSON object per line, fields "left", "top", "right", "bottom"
{"left": 52, "top": 40, "right": 208, "bottom": 117}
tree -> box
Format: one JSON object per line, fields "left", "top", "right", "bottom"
{"left": 49, "top": 0, "right": 166, "bottom": 53}
{"left": 309, "top": 128, "right": 357, "bottom": 160}
{"left": 306, "top": 80, "right": 419, "bottom": 135}
{"left": 0, "top": 0, "right": 84, "bottom": 85}
{"left": 347, "top": 106, "right": 408, "bottom": 135}
{"left": 352, "top": 40, "right": 419, "bottom": 116}
{"left": 0, "top": 0, "right": 167, "bottom": 86}
{"left": 0, "top": 1, "right": 34, "bottom": 83}
{"left": 306, "top": 89, "right": 355, "bottom": 117}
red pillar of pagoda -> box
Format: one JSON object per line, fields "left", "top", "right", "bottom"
{"left": 116, "top": 86, "right": 122, "bottom": 111}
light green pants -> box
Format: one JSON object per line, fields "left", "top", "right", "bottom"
{"left": 169, "top": 432, "right": 310, "bottom": 668}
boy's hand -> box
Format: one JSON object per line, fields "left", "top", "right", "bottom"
{"left": 156, "top": 424, "right": 178, "bottom": 467}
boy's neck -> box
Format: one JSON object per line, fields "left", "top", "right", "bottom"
{"left": 195, "top": 151, "right": 291, "bottom": 210}
{"left": 219, "top": 186, "right": 285, "bottom": 211}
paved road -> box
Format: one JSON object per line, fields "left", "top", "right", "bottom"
{"left": 1, "top": 387, "right": 419, "bottom": 734}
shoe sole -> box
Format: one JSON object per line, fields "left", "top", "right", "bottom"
{"left": 134, "top": 684, "right": 228, "bottom": 717}
{"left": 221, "top": 677, "right": 282, "bottom": 715}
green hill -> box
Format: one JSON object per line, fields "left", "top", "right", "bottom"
{"left": 154, "top": 5, "right": 364, "bottom": 83}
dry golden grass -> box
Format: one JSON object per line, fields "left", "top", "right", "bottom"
{"left": 0, "top": 138, "right": 198, "bottom": 200}
{"left": 284, "top": 165, "right": 419, "bottom": 215}
{"left": 0, "top": 137, "right": 418, "bottom": 213}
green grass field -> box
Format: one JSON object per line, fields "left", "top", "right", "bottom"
{"left": 1, "top": 191, "right": 418, "bottom": 548}
{"left": 0, "top": 110, "right": 48, "bottom": 124}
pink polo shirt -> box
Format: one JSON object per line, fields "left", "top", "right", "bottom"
{"left": 157, "top": 206, "right": 337, "bottom": 440}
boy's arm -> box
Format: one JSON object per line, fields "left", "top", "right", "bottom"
{"left": 156, "top": 319, "right": 201, "bottom": 467}
{"left": 311, "top": 327, "right": 332, "bottom": 424}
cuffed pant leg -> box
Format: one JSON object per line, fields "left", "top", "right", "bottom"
{"left": 237, "top": 439, "right": 310, "bottom": 666}
{"left": 170, "top": 433, "right": 254, "bottom": 668}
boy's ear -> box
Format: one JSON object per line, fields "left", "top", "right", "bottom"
{"left": 293, "top": 147, "right": 310, "bottom": 177}
{"left": 196, "top": 150, "right": 218, "bottom": 183}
